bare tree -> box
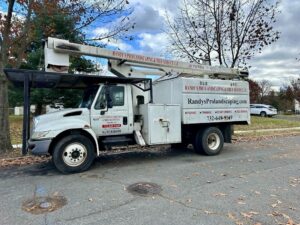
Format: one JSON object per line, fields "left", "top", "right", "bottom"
{"left": 167, "top": 0, "right": 280, "bottom": 67}
{"left": 258, "top": 79, "right": 272, "bottom": 103}
{"left": 248, "top": 79, "right": 261, "bottom": 103}
{"left": 290, "top": 77, "right": 300, "bottom": 101}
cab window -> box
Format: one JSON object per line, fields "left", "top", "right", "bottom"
{"left": 110, "top": 86, "right": 125, "bottom": 106}
{"left": 94, "top": 86, "right": 125, "bottom": 109}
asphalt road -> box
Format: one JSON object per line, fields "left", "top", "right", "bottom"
{"left": 1, "top": 136, "right": 300, "bottom": 225}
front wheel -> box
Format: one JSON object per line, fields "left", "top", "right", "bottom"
{"left": 194, "top": 127, "right": 224, "bottom": 156}
{"left": 52, "top": 134, "right": 95, "bottom": 174}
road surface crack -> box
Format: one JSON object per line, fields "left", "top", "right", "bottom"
{"left": 63, "top": 197, "right": 138, "bottom": 222}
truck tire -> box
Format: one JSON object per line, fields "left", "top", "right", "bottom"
{"left": 52, "top": 134, "right": 95, "bottom": 174}
{"left": 194, "top": 127, "right": 224, "bottom": 156}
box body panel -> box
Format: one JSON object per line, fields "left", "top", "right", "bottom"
{"left": 140, "top": 104, "right": 181, "bottom": 145}
{"left": 153, "top": 77, "right": 250, "bottom": 124}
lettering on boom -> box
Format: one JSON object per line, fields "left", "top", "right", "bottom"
{"left": 112, "top": 51, "right": 179, "bottom": 66}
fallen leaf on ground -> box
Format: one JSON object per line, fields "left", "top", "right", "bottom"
{"left": 192, "top": 172, "right": 201, "bottom": 176}
{"left": 241, "top": 212, "right": 252, "bottom": 219}
{"left": 214, "top": 192, "right": 227, "bottom": 197}
{"left": 227, "top": 212, "right": 236, "bottom": 220}
{"left": 204, "top": 210, "right": 214, "bottom": 215}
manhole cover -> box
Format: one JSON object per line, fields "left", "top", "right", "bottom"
{"left": 127, "top": 182, "right": 162, "bottom": 197}
{"left": 22, "top": 195, "right": 67, "bottom": 214}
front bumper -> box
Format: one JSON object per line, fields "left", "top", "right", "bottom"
{"left": 28, "top": 139, "right": 52, "bottom": 155}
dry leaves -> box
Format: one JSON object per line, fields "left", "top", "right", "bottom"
{"left": 268, "top": 211, "right": 300, "bottom": 225}
{"left": 289, "top": 177, "right": 300, "bottom": 187}
{"left": 241, "top": 211, "right": 259, "bottom": 219}
{"left": 204, "top": 210, "right": 214, "bottom": 215}
{"left": 271, "top": 200, "right": 282, "bottom": 208}
{"left": 0, "top": 156, "right": 50, "bottom": 168}
{"left": 254, "top": 191, "right": 261, "bottom": 195}
{"left": 227, "top": 212, "right": 236, "bottom": 220}
{"left": 214, "top": 192, "right": 227, "bottom": 197}
{"left": 227, "top": 213, "right": 243, "bottom": 225}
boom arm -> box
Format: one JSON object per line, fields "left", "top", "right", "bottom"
{"left": 45, "top": 37, "right": 248, "bottom": 79}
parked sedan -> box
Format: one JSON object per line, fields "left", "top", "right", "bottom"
{"left": 250, "top": 104, "right": 278, "bottom": 117}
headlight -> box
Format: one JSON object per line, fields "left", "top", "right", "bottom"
{"left": 32, "top": 116, "right": 40, "bottom": 133}
{"left": 31, "top": 131, "right": 50, "bottom": 139}
{"left": 33, "top": 116, "right": 40, "bottom": 127}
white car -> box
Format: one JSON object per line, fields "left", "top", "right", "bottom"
{"left": 250, "top": 104, "right": 277, "bottom": 117}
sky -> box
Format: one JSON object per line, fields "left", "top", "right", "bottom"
{"left": 1, "top": 0, "right": 300, "bottom": 90}
{"left": 93, "top": 0, "right": 300, "bottom": 90}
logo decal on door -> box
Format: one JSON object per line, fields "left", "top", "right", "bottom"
{"left": 102, "top": 124, "right": 121, "bottom": 128}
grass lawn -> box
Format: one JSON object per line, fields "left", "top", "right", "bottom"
{"left": 8, "top": 115, "right": 300, "bottom": 145}
{"left": 2, "top": 115, "right": 300, "bottom": 160}
{"left": 235, "top": 116, "right": 300, "bottom": 131}
{"left": 9, "top": 115, "right": 23, "bottom": 145}
{"left": 9, "top": 116, "right": 300, "bottom": 144}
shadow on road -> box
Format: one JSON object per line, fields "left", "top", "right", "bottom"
{"left": 0, "top": 147, "right": 199, "bottom": 178}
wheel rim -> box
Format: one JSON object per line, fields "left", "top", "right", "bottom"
{"left": 62, "top": 143, "right": 88, "bottom": 167}
{"left": 207, "top": 133, "right": 221, "bottom": 151}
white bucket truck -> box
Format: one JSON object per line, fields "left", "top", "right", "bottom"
{"left": 9, "top": 38, "right": 250, "bottom": 173}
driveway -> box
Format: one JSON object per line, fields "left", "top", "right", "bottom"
{"left": 1, "top": 136, "right": 300, "bottom": 225}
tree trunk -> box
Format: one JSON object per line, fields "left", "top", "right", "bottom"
{"left": 0, "top": 76, "right": 12, "bottom": 153}
{"left": 0, "top": 0, "right": 16, "bottom": 154}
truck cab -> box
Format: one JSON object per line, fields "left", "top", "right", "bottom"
{"left": 20, "top": 75, "right": 152, "bottom": 173}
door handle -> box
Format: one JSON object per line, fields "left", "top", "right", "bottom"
{"left": 123, "top": 117, "right": 128, "bottom": 125}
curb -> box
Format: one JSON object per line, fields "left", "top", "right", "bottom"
{"left": 235, "top": 127, "right": 300, "bottom": 134}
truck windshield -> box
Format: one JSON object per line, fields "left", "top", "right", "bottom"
{"left": 79, "top": 86, "right": 99, "bottom": 108}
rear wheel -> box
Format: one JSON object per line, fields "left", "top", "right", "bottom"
{"left": 52, "top": 134, "right": 95, "bottom": 174}
{"left": 194, "top": 127, "right": 224, "bottom": 155}
{"left": 260, "top": 111, "right": 267, "bottom": 117}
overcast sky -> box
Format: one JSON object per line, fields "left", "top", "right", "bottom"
{"left": 95, "top": 0, "right": 300, "bottom": 90}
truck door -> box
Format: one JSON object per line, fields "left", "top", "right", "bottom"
{"left": 91, "top": 84, "right": 132, "bottom": 136}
